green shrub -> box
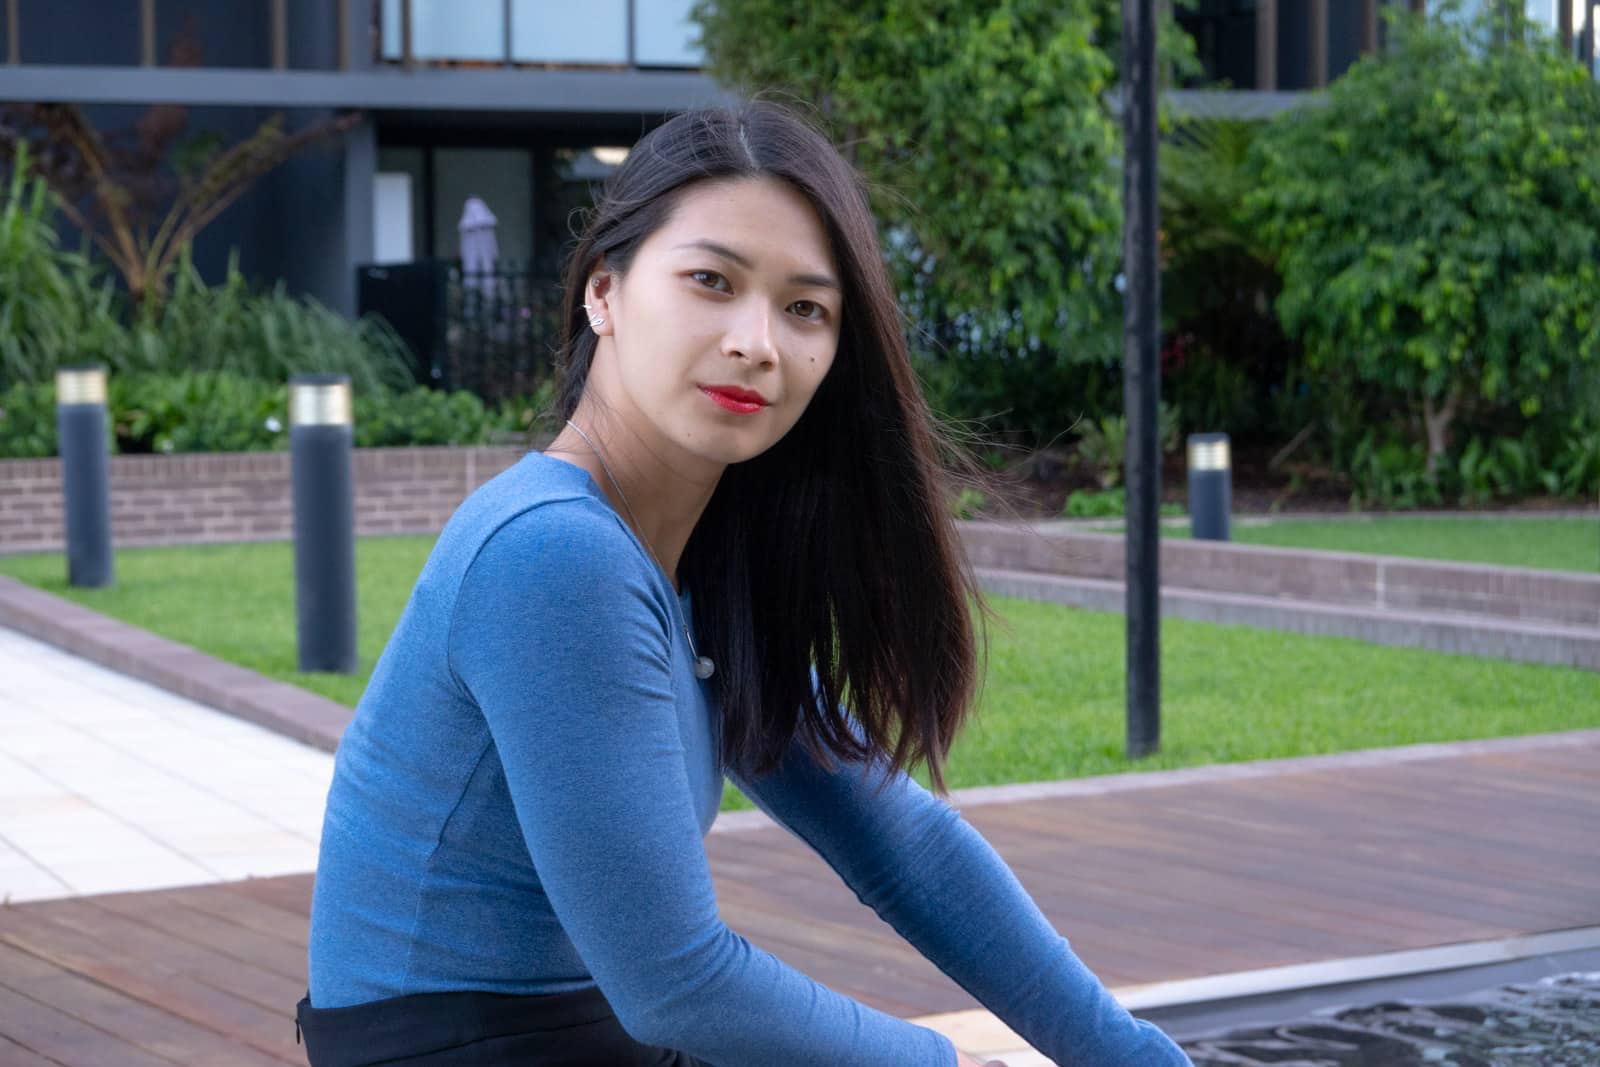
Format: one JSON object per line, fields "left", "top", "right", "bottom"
{"left": 128, "top": 251, "right": 416, "bottom": 394}
{"left": 0, "top": 381, "right": 63, "bottom": 458}
{"left": 0, "top": 154, "right": 125, "bottom": 387}
{"left": 354, "top": 387, "right": 500, "bottom": 449}
{"left": 481, "top": 378, "right": 563, "bottom": 445}
{"left": 0, "top": 163, "right": 415, "bottom": 394}
{"left": 1346, "top": 433, "right": 1441, "bottom": 511}
{"left": 111, "top": 373, "right": 287, "bottom": 454}
{"left": 1073, "top": 404, "right": 1181, "bottom": 488}
{"left": 0, "top": 372, "right": 550, "bottom": 459}
{"left": 1064, "top": 487, "right": 1185, "bottom": 519}
{"left": 1244, "top": 2, "right": 1600, "bottom": 502}
{"left": 949, "top": 487, "right": 988, "bottom": 519}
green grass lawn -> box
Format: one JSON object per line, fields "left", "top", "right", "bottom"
{"left": 3, "top": 537, "right": 1595, "bottom": 813}
{"left": 1228, "top": 516, "right": 1598, "bottom": 572}
{"left": 1079, "top": 516, "right": 1598, "bottom": 573}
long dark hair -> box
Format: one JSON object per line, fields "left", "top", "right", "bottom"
{"left": 555, "top": 101, "right": 999, "bottom": 797}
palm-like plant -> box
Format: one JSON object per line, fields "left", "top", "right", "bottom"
{"left": 0, "top": 101, "right": 360, "bottom": 312}
{"left": 0, "top": 20, "right": 360, "bottom": 312}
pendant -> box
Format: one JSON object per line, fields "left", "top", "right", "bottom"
{"left": 694, "top": 656, "right": 715, "bottom": 680}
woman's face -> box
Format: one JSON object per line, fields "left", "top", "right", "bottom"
{"left": 585, "top": 176, "right": 843, "bottom": 475}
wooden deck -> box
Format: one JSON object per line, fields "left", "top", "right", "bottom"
{"left": 2, "top": 732, "right": 1595, "bottom": 1065}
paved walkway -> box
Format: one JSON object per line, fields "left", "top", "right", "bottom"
{"left": 0, "top": 627, "right": 332, "bottom": 904}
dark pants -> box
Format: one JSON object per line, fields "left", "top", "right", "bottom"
{"left": 295, "top": 984, "right": 713, "bottom": 1066}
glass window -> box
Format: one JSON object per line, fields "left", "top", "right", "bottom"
{"left": 511, "top": 0, "right": 627, "bottom": 64}
{"left": 632, "top": 0, "right": 703, "bottom": 67}
{"left": 381, "top": 0, "right": 505, "bottom": 62}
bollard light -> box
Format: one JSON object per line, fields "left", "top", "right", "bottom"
{"left": 55, "top": 365, "right": 114, "bottom": 587}
{"left": 1187, "top": 432, "right": 1232, "bottom": 542}
{"left": 289, "top": 373, "right": 357, "bottom": 674}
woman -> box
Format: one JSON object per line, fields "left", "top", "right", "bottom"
{"left": 299, "top": 102, "right": 1192, "bottom": 1066}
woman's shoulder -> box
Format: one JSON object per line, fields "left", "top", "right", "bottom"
{"left": 431, "top": 451, "right": 652, "bottom": 593}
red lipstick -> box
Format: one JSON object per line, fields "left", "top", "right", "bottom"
{"left": 700, "top": 385, "right": 768, "bottom": 414}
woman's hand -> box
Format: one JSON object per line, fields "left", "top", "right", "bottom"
{"left": 956, "top": 1051, "right": 1009, "bottom": 1067}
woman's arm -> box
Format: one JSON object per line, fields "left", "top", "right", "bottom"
{"left": 447, "top": 504, "right": 965, "bottom": 1066}
{"left": 728, "top": 690, "right": 1193, "bottom": 1067}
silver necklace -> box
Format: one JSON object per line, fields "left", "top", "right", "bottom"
{"left": 562, "top": 420, "right": 715, "bottom": 680}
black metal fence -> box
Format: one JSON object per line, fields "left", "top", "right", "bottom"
{"left": 356, "top": 259, "right": 565, "bottom": 403}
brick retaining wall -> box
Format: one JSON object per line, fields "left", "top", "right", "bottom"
{"left": 0, "top": 446, "right": 531, "bottom": 553}
{"left": 958, "top": 522, "right": 1600, "bottom": 629}
{"left": 5, "top": 450, "right": 1595, "bottom": 634}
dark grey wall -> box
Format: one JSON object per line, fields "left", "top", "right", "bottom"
{"left": 287, "top": 0, "right": 347, "bottom": 70}
{"left": 158, "top": 0, "right": 272, "bottom": 68}
{"left": 261, "top": 115, "right": 374, "bottom": 316}
{"left": 1329, "top": 2, "right": 1367, "bottom": 80}
{"left": 1277, "top": 1, "right": 1312, "bottom": 91}
{"left": 16, "top": 0, "right": 140, "bottom": 65}
{"left": 342, "top": 0, "right": 374, "bottom": 70}
{"left": 232, "top": 115, "right": 371, "bottom": 319}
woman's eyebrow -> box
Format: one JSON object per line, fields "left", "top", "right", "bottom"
{"left": 673, "top": 239, "right": 840, "bottom": 291}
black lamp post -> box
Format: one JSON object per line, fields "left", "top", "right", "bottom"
{"left": 55, "top": 365, "right": 114, "bottom": 588}
{"left": 1123, "top": 0, "right": 1162, "bottom": 760}
{"left": 289, "top": 373, "right": 358, "bottom": 675}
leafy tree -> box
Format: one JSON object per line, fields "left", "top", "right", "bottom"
{"left": 691, "top": 1, "right": 1194, "bottom": 442}
{"left": 1242, "top": 1, "right": 1600, "bottom": 481}
{"left": 1158, "top": 116, "right": 1296, "bottom": 442}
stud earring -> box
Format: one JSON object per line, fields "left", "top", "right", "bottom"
{"left": 589, "top": 315, "right": 606, "bottom": 328}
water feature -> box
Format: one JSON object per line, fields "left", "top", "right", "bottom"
{"left": 1179, "top": 971, "right": 1600, "bottom": 1066}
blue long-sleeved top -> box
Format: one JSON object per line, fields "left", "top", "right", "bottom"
{"left": 307, "top": 449, "right": 1191, "bottom": 1066}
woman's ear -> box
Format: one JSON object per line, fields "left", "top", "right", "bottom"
{"left": 585, "top": 267, "right": 617, "bottom": 337}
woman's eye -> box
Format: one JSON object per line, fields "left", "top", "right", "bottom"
{"left": 791, "top": 300, "right": 827, "bottom": 322}
{"left": 690, "top": 270, "right": 730, "bottom": 292}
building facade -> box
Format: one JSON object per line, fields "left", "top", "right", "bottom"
{"left": 1177, "top": 0, "right": 1595, "bottom": 93}
{"left": 1, "top": 1, "right": 1592, "bottom": 322}
{"left": 0, "top": 0, "right": 726, "bottom": 318}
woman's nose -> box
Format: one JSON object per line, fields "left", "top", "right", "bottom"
{"left": 723, "top": 300, "right": 778, "bottom": 365}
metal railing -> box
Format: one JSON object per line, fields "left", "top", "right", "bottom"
{"left": 357, "top": 259, "right": 564, "bottom": 403}
{"left": 444, "top": 263, "right": 565, "bottom": 403}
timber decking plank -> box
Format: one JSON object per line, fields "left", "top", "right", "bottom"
{"left": 1128, "top": 782, "right": 1599, "bottom": 914}
{"left": 86, "top": 894, "right": 310, "bottom": 982}
{"left": 1005, "top": 841, "right": 1489, "bottom": 948}
{"left": 994, "top": 794, "right": 1592, "bottom": 929}
{"left": 0, "top": 942, "right": 288, "bottom": 1067}
{"left": 0, "top": 900, "right": 305, "bottom": 1025}
{"left": 155, "top": 884, "right": 313, "bottom": 949}
{"left": 0, "top": 1035, "right": 62, "bottom": 1066}
{"left": 217, "top": 877, "right": 314, "bottom": 918}
{"left": 0, "top": 984, "right": 179, "bottom": 1067}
